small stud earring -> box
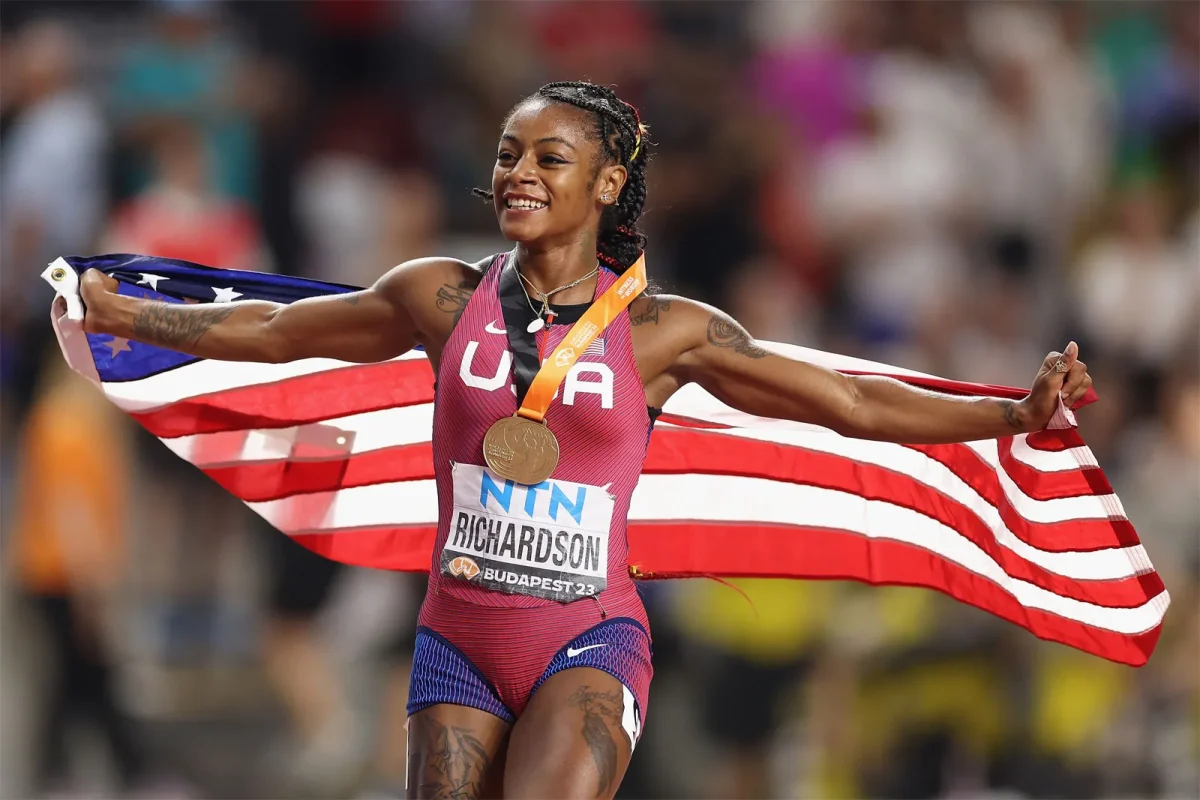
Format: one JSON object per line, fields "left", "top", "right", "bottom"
{"left": 602, "top": 194, "right": 612, "bottom": 203}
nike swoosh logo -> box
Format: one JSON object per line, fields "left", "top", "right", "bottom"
{"left": 484, "top": 320, "right": 506, "bottom": 335}
{"left": 567, "top": 643, "right": 608, "bottom": 658}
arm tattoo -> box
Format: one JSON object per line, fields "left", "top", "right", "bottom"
{"left": 436, "top": 281, "right": 476, "bottom": 328}
{"left": 131, "top": 302, "right": 237, "bottom": 350}
{"left": 999, "top": 399, "right": 1024, "bottom": 433}
{"left": 630, "top": 296, "right": 671, "bottom": 326}
{"left": 407, "top": 714, "right": 492, "bottom": 800}
{"left": 706, "top": 314, "right": 769, "bottom": 359}
{"left": 567, "top": 686, "right": 624, "bottom": 797}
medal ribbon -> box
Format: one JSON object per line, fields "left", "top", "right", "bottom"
{"left": 497, "top": 253, "right": 647, "bottom": 424}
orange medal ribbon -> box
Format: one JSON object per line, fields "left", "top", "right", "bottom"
{"left": 518, "top": 255, "right": 646, "bottom": 423}
{"left": 482, "top": 255, "right": 647, "bottom": 484}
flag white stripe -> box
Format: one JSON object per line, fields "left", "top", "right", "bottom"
{"left": 159, "top": 400, "right": 1134, "bottom": 579}
{"left": 251, "top": 477, "right": 1166, "bottom": 635}
{"left": 681, "top": 424, "right": 1122, "bottom": 523}
{"left": 1007, "top": 436, "right": 1099, "bottom": 471}
{"left": 96, "top": 346, "right": 936, "bottom": 416}
{"left": 248, "top": 473, "right": 1145, "bottom": 582}
{"left": 99, "top": 351, "right": 426, "bottom": 412}
{"left": 163, "top": 398, "right": 1136, "bottom": 559}
{"left": 163, "top": 405, "right": 437, "bottom": 461}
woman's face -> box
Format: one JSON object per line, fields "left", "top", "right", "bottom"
{"left": 492, "top": 98, "right": 626, "bottom": 247}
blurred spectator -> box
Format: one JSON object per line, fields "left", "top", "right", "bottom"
{"left": 111, "top": 0, "right": 259, "bottom": 203}
{"left": 0, "top": 20, "right": 106, "bottom": 296}
{"left": 812, "top": 93, "right": 971, "bottom": 355}
{"left": 0, "top": 19, "right": 106, "bottom": 423}
{"left": 7, "top": 355, "right": 148, "bottom": 797}
{"left": 102, "top": 120, "right": 271, "bottom": 271}
{"left": 748, "top": 1, "right": 879, "bottom": 154}
{"left": 294, "top": 93, "right": 438, "bottom": 285}
{"left": 1115, "top": 368, "right": 1200, "bottom": 576}
{"left": 670, "top": 579, "right": 836, "bottom": 798}
{"left": 1071, "top": 178, "right": 1197, "bottom": 383}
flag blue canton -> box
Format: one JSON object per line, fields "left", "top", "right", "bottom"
{"left": 64, "top": 254, "right": 363, "bottom": 384}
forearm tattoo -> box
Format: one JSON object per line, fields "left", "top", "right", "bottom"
{"left": 407, "top": 715, "right": 492, "bottom": 800}
{"left": 706, "top": 314, "right": 769, "bottom": 359}
{"left": 131, "top": 302, "right": 237, "bottom": 350}
{"left": 999, "top": 399, "right": 1024, "bottom": 433}
{"left": 630, "top": 296, "right": 671, "bottom": 326}
{"left": 567, "top": 686, "right": 624, "bottom": 797}
{"left": 436, "top": 281, "right": 476, "bottom": 328}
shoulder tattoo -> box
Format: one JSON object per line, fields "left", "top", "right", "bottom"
{"left": 435, "top": 278, "right": 478, "bottom": 327}
{"left": 706, "top": 314, "right": 769, "bottom": 359}
{"left": 630, "top": 295, "right": 671, "bottom": 326}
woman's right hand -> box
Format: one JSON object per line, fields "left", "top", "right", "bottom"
{"left": 79, "top": 269, "right": 120, "bottom": 334}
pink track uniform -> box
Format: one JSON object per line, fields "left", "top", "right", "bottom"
{"left": 409, "top": 254, "right": 654, "bottom": 731}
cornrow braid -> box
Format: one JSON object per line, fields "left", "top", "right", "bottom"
{"left": 473, "top": 81, "right": 652, "bottom": 272}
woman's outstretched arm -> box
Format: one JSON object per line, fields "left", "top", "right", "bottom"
{"left": 78, "top": 257, "right": 470, "bottom": 364}
{"left": 658, "top": 297, "right": 1090, "bottom": 443}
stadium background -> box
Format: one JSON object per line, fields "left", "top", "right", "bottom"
{"left": 0, "top": 0, "right": 1196, "bottom": 797}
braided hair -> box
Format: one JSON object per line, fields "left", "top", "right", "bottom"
{"left": 475, "top": 81, "right": 651, "bottom": 272}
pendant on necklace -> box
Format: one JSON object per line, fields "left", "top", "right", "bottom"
{"left": 527, "top": 317, "right": 545, "bottom": 333}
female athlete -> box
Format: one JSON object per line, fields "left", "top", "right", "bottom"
{"left": 77, "top": 81, "right": 1092, "bottom": 799}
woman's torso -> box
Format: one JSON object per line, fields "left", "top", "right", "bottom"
{"left": 424, "top": 253, "right": 655, "bottom": 615}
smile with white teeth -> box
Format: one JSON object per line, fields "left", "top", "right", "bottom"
{"left": 506, "top": 198, "right": 548, "bottom": 210}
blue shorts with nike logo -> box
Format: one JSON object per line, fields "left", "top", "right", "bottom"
{"left": 407, "top": 617, "right": 651, "bottom": 746}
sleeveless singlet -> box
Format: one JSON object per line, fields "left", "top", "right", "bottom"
{"left": 425, "top": 253, "right": 651, "bottom": 620}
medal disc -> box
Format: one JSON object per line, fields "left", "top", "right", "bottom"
{"left": 482, "top": 415, "right": 560, "bottom": 485}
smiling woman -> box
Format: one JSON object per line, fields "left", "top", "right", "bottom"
{"left": 75, "top": 78, "right": 1096, "bottom": 800}
{"left": 473, "top": 81, "right": 650, "bottom": 278}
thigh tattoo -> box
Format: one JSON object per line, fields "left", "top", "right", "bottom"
{"left": 567, "top": 685, "right": 625, "bottom": 797}
{"left": 408, "top": 714, "right": 493, "bottom": 799}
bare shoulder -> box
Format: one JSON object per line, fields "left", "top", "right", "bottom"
{"left": 375, "top": 256, "right": 485, "bottom": 300}
{"left": 375, "top": 256, "right": 490, "bottom": 346}
{"left": 628, "top": 293, "right": 735, "bottom": 346}
{"left": 628, "top": 293, "right": 711, "bottom": 384}
{"left": 630, "top": 293, "right": 769, "bottom": 382}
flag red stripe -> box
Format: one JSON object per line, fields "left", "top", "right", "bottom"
{"left": 191, "top": 412, "right": 1120, "bottom": 547}
{"left": 204, "top": 442, "right": 432, "bottom": 500}
{"left": 994, "top": 437, "right": 1114, "bottom": 499}
{"left": 293, "top": 524, "right": 436, "bottom": 571}
{"left": 624, "top": 522, "right": 1158, "bottom": 666}
{"left": 290, "top": 521, "right": 1158, "bottom": 666}
{"left": 904, "top": 440, "right": 1137, "bottom": 550}
{"left": 220, "top": 440, "right": 1160, "bottom": 608}
{"left": 131, "top": 360, "right": 436, "bottom": 438}
{"left": 1025, "top": 429, "right": 1087, "bottom": 452}
{"left": 658, "top": 430, "right": 1133, "bottom": 553}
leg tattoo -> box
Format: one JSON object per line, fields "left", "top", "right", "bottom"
{"left": 409, "top": 714, "right": 492, "bottom": 799}
{"left": 567, "top": 686, "right": 624, "bottom": 797}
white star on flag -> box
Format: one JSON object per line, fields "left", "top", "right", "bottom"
{"left": 137, "top": 274, "right": 167, "bottom": 291}
{"left": 212, "top": 286, "right": 243, "bottom": 303}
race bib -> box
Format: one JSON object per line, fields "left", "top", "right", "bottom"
{"left": 441, "top": 463, "right": 613, "bottom": 602}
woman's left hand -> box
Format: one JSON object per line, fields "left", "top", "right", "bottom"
{"left": 1019, "top": 341, "right": 1092, "bottom": 431}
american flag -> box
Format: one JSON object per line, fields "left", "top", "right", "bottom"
{"left": 44, "top": 255, "right": 1169, "bottom": 666}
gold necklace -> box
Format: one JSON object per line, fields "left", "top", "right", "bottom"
{"left": 517, "top": 265, "right": 599, "bottom": 332}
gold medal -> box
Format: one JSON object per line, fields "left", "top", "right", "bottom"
{"left": 481, "top": 255, "right": 648, "bottom": 486}
{"left": 483, "top": 415, "right": 560, "bottom": 485}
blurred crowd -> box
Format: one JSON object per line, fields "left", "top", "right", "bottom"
{"left": 0, "top": 1, "right": 1196, "bottom": 798}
